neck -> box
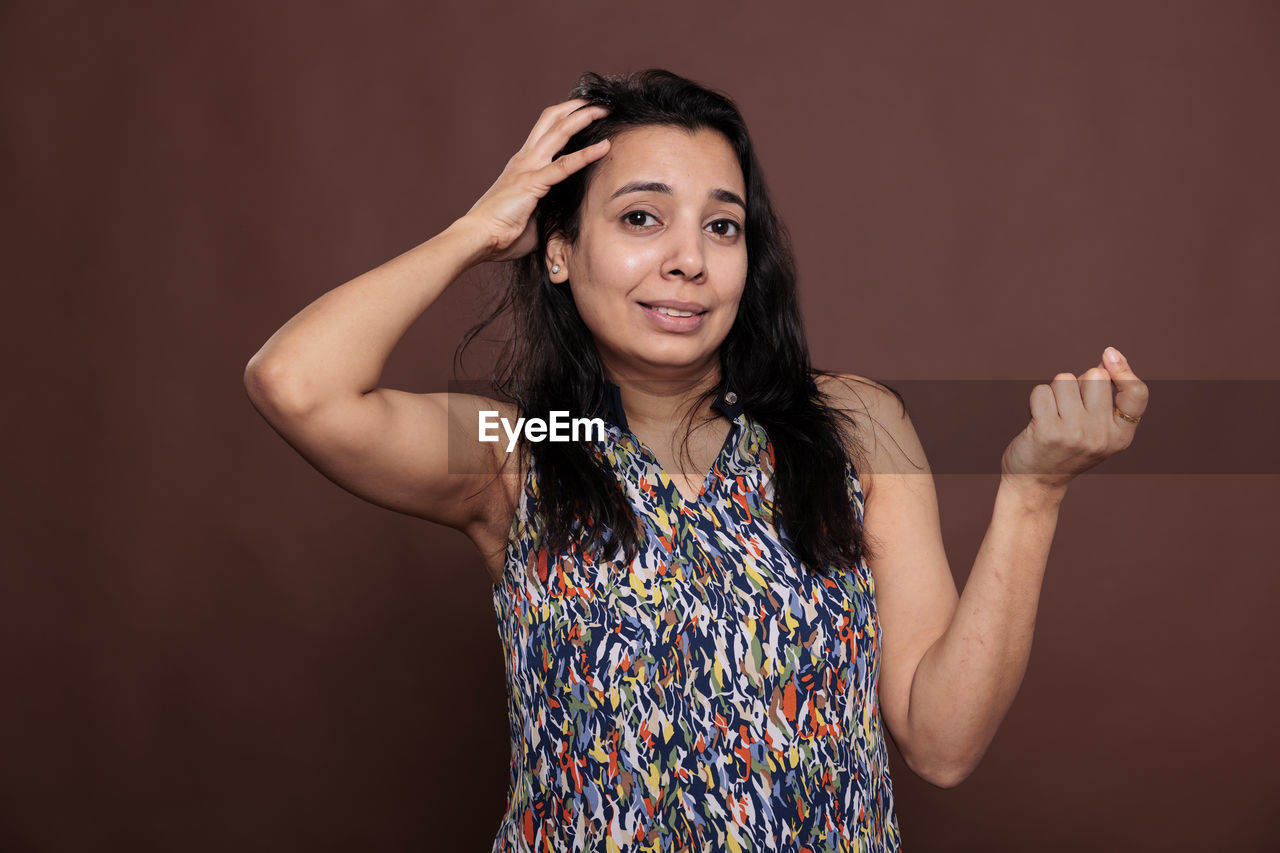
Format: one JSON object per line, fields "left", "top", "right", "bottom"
{"left": 605, "top": 361, "right": 724, "bottom": 434}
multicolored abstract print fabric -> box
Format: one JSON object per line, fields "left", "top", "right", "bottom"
{"left": 491, "top": 408, "right": 901, "bottom": 852}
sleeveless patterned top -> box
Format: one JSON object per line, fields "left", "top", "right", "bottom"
{"left": 491, "top": 385, "right": 902, "bottom": 852}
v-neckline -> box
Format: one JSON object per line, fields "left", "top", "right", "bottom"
{"left": 625, "top": 414, "right": 743, "bottom": 509}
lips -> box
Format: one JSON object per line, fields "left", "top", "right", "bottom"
{"left": 638, "top": 300, "right": 708, "bottom": 331}
{"left": 638, "top": 300, "right": 707, "bottom": 316}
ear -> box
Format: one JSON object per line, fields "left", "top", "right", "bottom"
{"left": 545, "top": 233, "right": 571, "bottom": 283}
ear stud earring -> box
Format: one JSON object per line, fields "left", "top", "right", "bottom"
{"left": 551, "top": 264, "right": 561, "bottom": 274}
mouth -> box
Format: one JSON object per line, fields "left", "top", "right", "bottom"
{"left": 637, "top": 301, "right": 707, "bottom": 317}
{"left": 637, "top": 301, "right": 709, "bottom": 331}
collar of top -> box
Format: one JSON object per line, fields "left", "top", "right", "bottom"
{"left": 598, "top": 380, "right": 742, "bottom": 432}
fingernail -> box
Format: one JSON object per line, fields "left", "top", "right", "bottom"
{"left": 1105, "top": 346, "right": 1122, "bottom": 363}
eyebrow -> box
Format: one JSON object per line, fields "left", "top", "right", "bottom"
{"left": 609, "top": 181, "right": 746, "bottom": 210}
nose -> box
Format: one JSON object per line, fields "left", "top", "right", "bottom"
{"left": 660, "top": 224, "right": 706, "bottom": 282}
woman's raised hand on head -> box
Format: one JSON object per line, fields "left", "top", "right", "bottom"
{"left": 462, "top": 99, "right": 611, "bottom": 263}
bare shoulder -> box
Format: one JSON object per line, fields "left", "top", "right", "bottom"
{"left": 813, "top": 372, "right": 927, "bottom": 499}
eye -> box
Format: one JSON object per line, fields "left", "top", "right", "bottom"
{"left": 621, "top": 210, "right": 659, "bottom": 228}
{"left": 707, "top": 218, "right": 742, "bottom": 238}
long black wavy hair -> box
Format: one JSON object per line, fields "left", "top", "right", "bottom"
{"left": 461, "top": 69, "right": 898, "bottom": 572}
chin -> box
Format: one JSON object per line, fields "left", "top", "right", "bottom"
{"left": 626, "top": 348, "right": 722, "bottom": 378}
{"left": 592, "top": 325, "right": 731, "bottom": 379}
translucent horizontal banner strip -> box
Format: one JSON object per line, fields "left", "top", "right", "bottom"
{"left": 444, "top": 380, "right": 1280, "bottom": 476}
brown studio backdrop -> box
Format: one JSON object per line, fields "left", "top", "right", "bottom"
{"left": 3, "top": 1, "right": 1278, "bottom": 849}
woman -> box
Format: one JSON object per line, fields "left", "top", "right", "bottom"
{"left": 245, "top": 70, "right": 1147, "bottom": 851}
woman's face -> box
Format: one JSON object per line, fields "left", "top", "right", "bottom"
{"left": 547, "top": 125, "right": 748, "bottom": 384}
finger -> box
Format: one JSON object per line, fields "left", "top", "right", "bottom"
{"left": 1029, "top": 382, "right": 1058, "bottom": 424}
{"left": 521, "top": 98, "right": 593, "bottom": 150}
{"left": 527, "top": 103, "right": 610, "bottom": 163}
{"left": 533, "top": 138, "right": 611, "bottom": 185}
{"left": 1102, "top": 346, "right": 1149, "bottom": 421}
{"left": 1079, "top": 364, "right": 1112, "bottom": 415}
{"left": 1049, "top": 372, "right": 1086, "bottom": 422}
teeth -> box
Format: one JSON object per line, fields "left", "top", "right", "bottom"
{"left": 654, "top": 306, "right": 696, "bottom": 317}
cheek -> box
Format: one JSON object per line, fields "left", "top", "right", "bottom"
{"left": 566, "top": 268, "right": 628, "bottom": 334}
{"left": 574, "top": 240, "right": 656, "bottom": 301}
{"left": 567, "top": 285, "right": 609, "bottom": 334}
{"left": 720, "top": 256, "right": 749, "bottom": 312}
{"left": 600, "top": 244, "right": 658, "bottom": 284}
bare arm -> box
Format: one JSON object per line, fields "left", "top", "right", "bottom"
{"left": 825, "top": 352, "right": 1148, "bottom": 787}
{"left": 896, "top": 470, "right": 1063, "bottom": 787}
{"left": 246, "top": 221, "right": 484, "bottom": 419}
{"left": 243, "top": 99, "right": 612, "bottom": 552}
{"left": 244, "top": 220, "right": 506, "bottom": 531}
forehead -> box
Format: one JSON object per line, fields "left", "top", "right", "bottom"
{"left": 588, "top": 125, "right": 745, "bottom": 199}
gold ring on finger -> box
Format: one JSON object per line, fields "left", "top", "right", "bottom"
{"left": 1114, "top": 406, "right": 1141, "bottom": 425}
